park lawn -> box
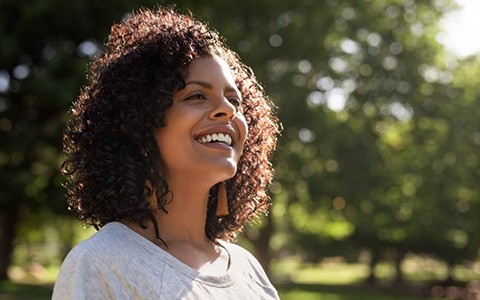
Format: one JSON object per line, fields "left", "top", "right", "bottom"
{"left": 0, "top": 281, "right": 438, "bottom": 300}
{"left": 3, "top": 256, "right": 473, "bottom": 299}
{"left": 277, "top": 283, "right": 439, "bottom": 300}
{"left": 271, "top": 257, "right": 467, "bottom": 299}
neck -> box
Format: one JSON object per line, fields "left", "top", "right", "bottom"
{"left": 122, "top": 173, "right": 229, "bottom": 271}
{"left": 154, "top": 181, "right": 211, "bottom": 245}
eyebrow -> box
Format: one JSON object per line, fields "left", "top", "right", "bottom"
{"left": 185, "top": 80, "right": 239, "bottom": 94}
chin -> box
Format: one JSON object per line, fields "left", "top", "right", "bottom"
{"left": 197, "top": 160, "right": 238, "bottom": 183}
{"left": 216, "top": 165, "right": 238, "bottom": 181}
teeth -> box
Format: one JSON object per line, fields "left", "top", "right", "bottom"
{"left": 225, "top": 134, "right": 232, "bottom": 145}
{"left": 197, "top": 133, "right": 233, "bottom": 146}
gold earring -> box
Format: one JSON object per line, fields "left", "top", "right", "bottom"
{"left": 216, "top": 182, "right": 229, "bottom": 217}
{"left": 146, "top": 180, "right": 157, "bottom": 209}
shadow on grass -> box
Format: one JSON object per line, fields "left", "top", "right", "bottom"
{"left": 277, "top": 282, "right": 431, "bottom": 300}
{"left": 0, "top": 281, "right": 52, "bottom": 300}
{"left": 277, "top": 280, "right": 477, "bottom": 300}
{"left": 1, "top": 279, "right": 476, "bottom": 300}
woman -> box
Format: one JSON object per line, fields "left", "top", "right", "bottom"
{"left": 54, "top": 7, "right": 279, "bottom": 299}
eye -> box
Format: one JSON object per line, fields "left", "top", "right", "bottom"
{"left": 228, "top": 97, "right": 241, "bottom": 107}
{"left": 185, "top": 93, "right": 207, "bottom": 100}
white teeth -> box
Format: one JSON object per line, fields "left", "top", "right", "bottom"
{"left": 197, "top": 133, "right": 233, "bottom": 146}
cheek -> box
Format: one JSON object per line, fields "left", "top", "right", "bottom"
{"left": 153, "top": 126, "right": 177, "bottom": 156}
{"left": 153, "top": 129, "right": 166, "bottom": 156}
{"left": 236, "top": 115, "right": 248, "bottom": 150}
{"left": 153, "top": 110, "right": 183, "bottom": 150}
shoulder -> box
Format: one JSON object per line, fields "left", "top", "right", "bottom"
{"left": 55, "top": 222, "right": 133, "bottom": 282}
{"left": 59, "top": 221, "right": 165, "bottom": 271}
{"left": 222, "top": 242, "right": 261, "bottom": 266}
{"left": 220, "top": 241, "right": 279, "bottom": 298}
{"left": 220, "top": 241, "right": 267, "bottom": 278}
{"left": 63, "top": 222, "right": 127, "bottom": 260}
{"left": 53, "top": 222, "right": 168, "bottom": 299}
{"left": 52, "top": 227, "right": 115, "bottom": 299}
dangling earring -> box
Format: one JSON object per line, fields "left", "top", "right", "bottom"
{"left": 216, "top": 182, "right": 229, "bottom": 217}
{"left": 145, "top": 180, "right": 157, "bottom": 209}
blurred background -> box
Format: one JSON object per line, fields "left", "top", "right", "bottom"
{"left": 1, "top": 0, "right": 480, "bottom": 299}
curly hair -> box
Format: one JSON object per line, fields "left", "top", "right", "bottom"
{"left": 61, "top": 7, "right": 279, "bottom": 242}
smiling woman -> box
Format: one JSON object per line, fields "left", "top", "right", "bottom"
{"left": 54, "top": 7, "right": 280, "bottom": 300}
{"left": 155, "top": 56, "right": 248, "bottom": 184}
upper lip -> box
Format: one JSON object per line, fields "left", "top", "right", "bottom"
{"left": 194, "top": 125, "right": 238, "bottom": 146}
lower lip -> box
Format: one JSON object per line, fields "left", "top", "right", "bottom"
{"left": 196, "top": 141, "right": 234, "bottom": 152}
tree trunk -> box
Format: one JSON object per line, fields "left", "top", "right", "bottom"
{"left": 394, "top": 250, "right": 406, "bottom": 286}
{"left": 0, "top": 208, "right": 20, "bottom": 281}
{"left": 253, "top": 213, "right": 274, "bottom": 276}
{"left": 366, "top": 250, "right": 379, "bottom": 285}
{"left": 444, "top": 262, "right": 455, "bottom": 284}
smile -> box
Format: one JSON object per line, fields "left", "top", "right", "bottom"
{"left": 196, "top": 133, "right": 233, "bottom": 146}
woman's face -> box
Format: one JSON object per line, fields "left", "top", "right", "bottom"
{"left": 154, "top": 55, "right": 248, "bottom": 184}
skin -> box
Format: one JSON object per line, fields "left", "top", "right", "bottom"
{"left": 124, "top": 55, "right": 248, "bottom": 274}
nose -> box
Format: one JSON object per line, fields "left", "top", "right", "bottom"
{"left": 209, "top": 96, "right": 236, "bottom": 120}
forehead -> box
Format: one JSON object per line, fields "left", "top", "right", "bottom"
{"left": 186, "top": 56, "right": 237, "bottom": 85}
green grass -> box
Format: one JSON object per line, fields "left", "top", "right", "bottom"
{"left": 270, "top": 256, "right": 474, "bottom": 299}
{"left": 3, "top": 255, "right": 476, "bottom": 300}
{"left": 278, "top": 284, "right": 437, "bottom": 300}
{"left": 280, "top": 262, "right": 369, "bottom": 285}
{"left": 272, "top": 257, "right": 371, "bottom": 285}
{"left": 272, "top": 255, "right": 480, "bottom": 284}
{"left": 1, "top": 281, "right": 437, "bottom": 300}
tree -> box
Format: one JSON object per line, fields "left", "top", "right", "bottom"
{"left": 0, "top": 0, "right": 162, "bottom": 280}
{"left": 262, "top": 0, "right": 480, "bottom": 284}
{"left": 2, "top": 0, "right": 477, "bottom": 284}
{"left": 213, "top": 0, "right": 479, "bottom": 283}
{"left": 0, "top": 0, "right": 286, "bottom": 279}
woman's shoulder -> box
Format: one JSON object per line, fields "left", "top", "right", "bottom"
{"left": 68, "top": 222, "right": 127, "bottom": 252}
{"left": 220, "top": 241, "right": 253, "bottom": 257}
{"left": 62, "top": 221, "right": 148, "bottom": 266}
{"left": 219, "top": 241, "right": 264, "bottom": 271}
{"left": 53, "top": 222, "right": 169, "bottom": 299}
{"left": 56, "top": 222, "right": 168, "bottom": 283}
{"left": 219, "top": 241, "right": 279, "bottom": 298}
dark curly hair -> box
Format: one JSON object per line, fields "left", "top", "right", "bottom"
{"left": 61, "top": 7, "right": 279, "bottom": 242}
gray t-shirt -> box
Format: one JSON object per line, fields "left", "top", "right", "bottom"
{"left": 52, "top": 222, "right": 279, "bottom": 299}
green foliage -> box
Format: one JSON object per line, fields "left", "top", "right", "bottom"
{"left": 1, "top": 0, "right": 479, "bottom": 282}
{"left": 0, "top": 0, "right": 164, "bottom": 214}
{"left": 197, "top": 0, "right": 480, "bottom": 268}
